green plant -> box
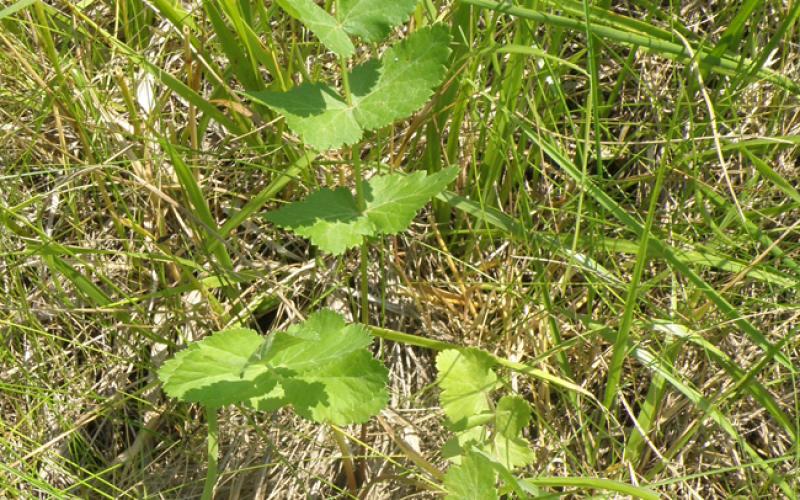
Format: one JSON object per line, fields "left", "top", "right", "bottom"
{"left": 158, "top": 311, "right": 388, "bottom": 497}
{"left": 246, "top": 1, "right": 455, "bottom": 324}
{"left": 434, "top": 348, "right": 660, "bottom": 500}
{"left": 436, "top": 348, "right": 534, "bottom": 497}
{"left": 158, "top": 1, "right": 457, "bottom": 497}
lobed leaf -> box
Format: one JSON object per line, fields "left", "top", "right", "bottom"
{"left": 276, "top": 0, "right": 355, "bottom": 57}
{"left": 264, "top": 186, "right": 370, "bottom": 255}
{"left": 246, "top": 310, "right": 389, "bottom": 424}
{"left": 158, "top": 328, "right": 273, "bottom": 408}
{"left": 248, "top": 82, "right": 362, "bottom": 151}
{"left": 436, "top": 348, "right": 498, "bottom": 426}
{"left": 246, "top": 26, "right": 451, "bottom": 151}
{"left": 363, "top": 167, "right": 459, "bottom": 234}
{"left": 490, "top": 396, "right": 534, "bottom": 469}
{"left": 262, "top": 310, "right": 374, "bottom": 370}
{"left": 444, "top": 451, "right": 498, "bottom": 500}
{"left": 276, "top": 0, "right": 418, "bottom": 55}
{"left": 158, "top": 311, "right": 389, "bottom": 425}
{"left": 250, "top": 350, "right": 388, "bottom": 424}
{"left": 494, "top": 395, "right": 531, "bottom": 438}
{"left": 337, "top": 0, "right": 419, "bottom": 42}
{"left": 350, "top": 24, "right": 451, "bottom": 131}
{"left": 265, "top": 168, "right": 459, "bottom": 254}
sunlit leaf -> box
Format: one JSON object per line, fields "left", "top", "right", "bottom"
{"left": 276, "top": 0, "right": 355, "bottom": 57}
{"left": 158, "top": 311, "right": 389, "bottom": 425}
{"left": 246, "top": 26, "right": 451, "bottom": 150}
{"left": 158, "top": 328, "right": 273, "bottom": 408}
{"left": 337, "top": 0, "right": 419, "bottom": 42}
{"left": 265, "top": 168, "right": 458, "bottom": 254}
{"left": 350, "top": 25, "right": 451, "bottom": 131}
{"left": 247, "top": 82, "right": 362, "bottom": 151}
{"left": 436, "top": 348, "right": 498, "bottom": 426}
{"left": 246, "top": 310, "right": 389, "bottom": 424}
{"left": 444, "top": 450, "right": 498, "bottom": 500}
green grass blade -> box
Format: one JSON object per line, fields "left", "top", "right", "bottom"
{"left": 460, "top": 0, "right": 800, "bottom": 94}
{"left": 436, "top": 190, "right": 525, "bottom": 239}
{"left": 739, "top": 1, "right": 800, "bottom": 91}
{"left": 521, "top": 126, "right": 795, "bottom": 371}
{"left": 590, "top": 320, "right": 796, "bottom": 496}
{"left": 708, "top": 0, "right": 761, "bottom": 59}
{"left": 161, "top": 139, "right": 235, "bottom": 274}
{"left": 0, "top": 0, "right": 36, "bottom": 20}
{"left": 218, "top": 151, "right": 317, "bottom": 238}
{"left": 603, "top": 148, "right": 668, "bottom": 409}
{"left": 203, "top": 0, "right": 263, "bottom": 90}
{"left": 369, "top": 325, "right": 592, "bottom": 399}
{"left": 520, "top": 476, "right": 659, "bottom": 500}
{"left": 595, "top": 238, "right": 796, "bottom": 288}
{"left": 652, "top": 321, "right": 797, "bottom": 442}
{"left": 45, "top": 255, "right": 111, "bottom": 307}
{"left": 741, "top": 148, "right": 800, "bottom": 205}
{"left": 149, "top": 0, "right": 198, "bottom": 31}
{"left": 62, "top": 1, "right": 243, "bottom": 134}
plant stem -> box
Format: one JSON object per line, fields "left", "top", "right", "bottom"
{"left": 331, "top": 425, "right": 358, "bottom": 493}
{"left": 339, "top": 56, "right": 352, "bottom": 106}
{"left": 352, "top": 150, "right": 370, "bottom": 325}
{"left": 202, "top": 406, "right": 219, "bottom": 500}
{"left": 337, "top": 45, "right": 370, "bottom": 326}
{"left": 368, "top": 324, "right": 593, "bottom": 399}
{"left": 359, "top": 243, "right": 369, "bottom": 324}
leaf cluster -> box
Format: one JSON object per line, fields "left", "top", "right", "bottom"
{"left": 158, "top": 310, "right": 388, "bottom": 425}
{"left": 247, "top": 25, "right": 451, "bottom": 151}
{"left": 265, "top": 167, "right": 459, "bottom": 254}
{"left": 436, "top": 349, "right": 535, "bottom": 497}
{"left": 275, "top": 0, "right": 419, "bottom": 58}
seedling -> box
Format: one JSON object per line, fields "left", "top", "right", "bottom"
{"left": 158, "top": 311, "right": 388, "bottom": 497}
{"left": 159, "top": 0, "right": 457, "bottom": 497}
{"left": 436, "top": 349, "right": 535, "bottom": 498}
{"left": 246, "top": 2, "right": 455, "bottom": 321}
{"left": 264, "top": 168, "right": 459, "bottom": 255}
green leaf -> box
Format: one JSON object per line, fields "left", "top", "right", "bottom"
{"left": 442, "top": 425, "right": 487, "bottom": 463}
{"left": 253, "top": 350, "right": 387, "bottom": 424}
{"left": 247, "top": 310, "right": 389, "bottom": 424}
{"left": 350, "top": 24, "right": 451, "bottom": 131}
{"left": 436, "top": 348, "right": 498, "bottom": 426}
{"left": 494, "top": 395, "right": 530, "bottom": 438}
{"left": 491, "top": 396, "right": 534, "bottom": 469}
{"left": 364, "top": 167, "right": 458, "bottom": 233}
{"left": 265, "top": 168, "right": 459, "bottom": 254}
{"left": 338, "top": 0, "right": 419, "bottom": 43}
{"left": 265, "top": 186, "right": 371, "bottom": 255}
{"left": 158, "top": 328, "right": 274, "bottom": 408}
{"left": 246, "top": 26, "right": 451, "bottom": 150}
{"left": 263, "top": 309, "right": 375, "bottom": 369}
{"left": 444, "top": 451, "right": 498, "bottom": 500}
{"left": 276, "top": 0, "right": 355, "bottom": 57}
{"left": 247, "top": 82, "right": 362, "bottom": 151}
{"left": 158, "top": 311, "right": 389, "bottom": 425}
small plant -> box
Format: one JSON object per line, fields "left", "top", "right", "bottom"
{"left": 154, "top": 2, "right": 663, "bottom": 496}
{"left": 248, "top": 3, "right": 450, "bottom": 152}
{"left": 436, "top": 349, "right": 535, "bottom": 498}
{"left": 245, "top": 1, "right": 456, "bottom": 314}
{"left": 159, "top": 0, "right": 456, "bottom": 497}
{"left": 158, "top": 311, "right": 389, "bottom": 498}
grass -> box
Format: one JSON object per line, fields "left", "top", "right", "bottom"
{"left": 2, "top": 0, "right": 799, "bottom": 497}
